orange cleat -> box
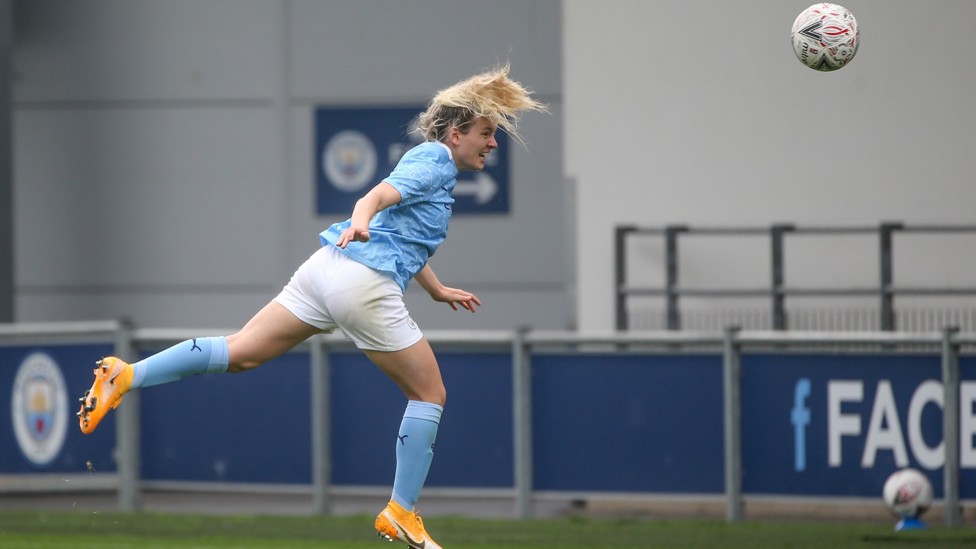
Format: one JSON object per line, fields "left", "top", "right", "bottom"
{"left": 375, "top": 499, "right": 442, "bottom": 549}
{"left": 77, "top": 357, "right": 134, "bottom": 434}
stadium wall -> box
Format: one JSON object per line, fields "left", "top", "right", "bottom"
{"left": 564, "top": 0, "right": 976, "bottom": 330}
{"left": 10, "top": 1, "right": 976, "bottom": 334}
{"left": 11, "top": 0, "right": 568, "bottom": 330}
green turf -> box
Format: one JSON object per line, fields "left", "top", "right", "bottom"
{"left": 0, "top": 510, "right": 974, "bottom": 548}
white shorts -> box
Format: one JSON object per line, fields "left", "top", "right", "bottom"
{"left": 274, "top": 245, "right": 423, "bottom": 352}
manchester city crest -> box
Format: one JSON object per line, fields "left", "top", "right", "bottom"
{"left": 322, "top": 130, "right": 378, "bottom": 192}
{"left": 11, "top": 352, "right": 69, "bottom": 466}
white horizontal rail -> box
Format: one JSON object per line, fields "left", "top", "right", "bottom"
{"left": 0, "top": 321, "right": 955, "bottom": 349}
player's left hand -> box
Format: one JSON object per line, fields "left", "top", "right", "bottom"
{"left": 431, "top": 287, "right": 481, "bottom": 313}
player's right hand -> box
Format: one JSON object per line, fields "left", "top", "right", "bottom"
{"left": 336, "top": 226, "right": 370, "bottom": 248}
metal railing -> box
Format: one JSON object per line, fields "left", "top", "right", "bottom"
{"left": 1, "top": 321, "right": 974, "bottom": 526}
{"left": 615, "top": 223, "right": 976, "bottom": 331}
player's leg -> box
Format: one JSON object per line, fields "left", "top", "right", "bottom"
{"left": 76, "top": 334, "right": 231, "bottom": 435}
{"left": 225, "top": 301, "right": 322, "bottom": 372}
{"left": 128, "top": 300, "right": 319, "bottom": 383}
{"left": 368, "top": 339, "right": 446, "bottom": 511}
{"left": 309, "top": 248, "right": 444, "bottom": 546}
{"left": 78, "top": 247, "right": 340, "bottom": 434}
{"left": 78, "top": 303, "right": 321, "bottom": 434}
{"left": 366, "top": 337, "right": 445, "bottom": 405}
{"left": 132, "top": 301, "right": 318, "bottom": 387}
{"left": 368, "top": 339, "right": 445, "bottom": 549}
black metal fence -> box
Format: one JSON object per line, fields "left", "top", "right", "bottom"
{"left": 615, "top": 223, "right": 976, "bottom": 331}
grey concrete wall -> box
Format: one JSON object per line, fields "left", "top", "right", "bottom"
{"left": 12, "top": 0, "right": 567, "bottom": 330}
{"left": 564, "top": 0, "right": 976, "bottom": 329}
{"left": 16, "top": 1, "right": 974, "bottom": 334}
{"left": 0, "top": 0, "right": 12, "bottom": 321}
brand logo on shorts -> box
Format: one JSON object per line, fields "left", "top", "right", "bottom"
{"left": 407, "top": 318, "right": 418, "bottom": 330}
{"left": 11, "top": 352, "right": 69, "bottom": 466}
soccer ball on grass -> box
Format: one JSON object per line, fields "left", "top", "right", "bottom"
{"left": 791, "top": 3, "right": 859, "bottom": 71}
{"left": 882, "top": 468, "right": 933, "bottom": 519}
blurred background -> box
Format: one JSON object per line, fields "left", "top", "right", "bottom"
{"left": 4, "top": 0, "right": 566, "bottom": 331}
{"left": 4, "top": 0, "right": 974, "bottom": 334}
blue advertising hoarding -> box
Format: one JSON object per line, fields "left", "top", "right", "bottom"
{"left": 532, "top": 354, "right": 725, "bottom": 493}
{"left": 0, "top": 344, "right": 116, "bottom": 474}
{"left": 138, "top": 351, "right": 514, "bottom": 487}
{"left": 741, "top": 353, "right": 976, "bottom": 499}
{"left": 138, "top": 350, "right": 313, "bottom": 483}
{"left": 315, "top": 107, "right": 510, "bottom": 215}
{"left": 330, "top": 352, "right": 514, "bottom": 488}
{"left": 4, "top": 340, "right": 974, "bottom": 499}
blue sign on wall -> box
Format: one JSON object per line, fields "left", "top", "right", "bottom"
{"left": 741, "top": 354, "right": 976, "bottom": 499}
{"left": 138, "top": 350, "right": 515, "bottom": 487}
{"left": 139, "top": 351, "right": 313, "bottom": 484}
{"left": 7, "top": 340, "right": 974, "bottom": 499}
{"left": 315, "top": 107, "right": 510, "bottom": 215}
{"left": 532, "top": 354, "right": 725, "bottom": 493}
{"left": 0, "top": 344, "right": 116, "bottom": 474}
{"left": 330, "top": 352, "right": 514, "bottom": 488}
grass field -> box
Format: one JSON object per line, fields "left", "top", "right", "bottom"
{"left": 1, "top": 510, "right": 974, "bottom": 549}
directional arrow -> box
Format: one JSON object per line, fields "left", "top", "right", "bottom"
{"left": 454, "top": 172, "right": 498, "bottom": 204}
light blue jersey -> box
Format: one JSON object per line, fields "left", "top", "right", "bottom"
{"left": 320, "top": 141, "right": 458, "bottom": 290}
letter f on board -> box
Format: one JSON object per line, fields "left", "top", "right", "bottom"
{"left": 791, "top": 378, "right": 812, "bottom": 472}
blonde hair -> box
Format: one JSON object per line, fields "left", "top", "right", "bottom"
{"left": 413, "top": 63, "right": 547, "bottom": 146}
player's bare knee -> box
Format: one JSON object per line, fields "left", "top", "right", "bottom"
{"left": 226, "top": 358, "right": 263, "bottom": 373}
{"left": 225, "top": 333, "right": 263, "bottom": 372}
{"left": 225, "top": 362, "right": 246, "bottom": 373}
{"left": 427, "top": 385, "right": 447, "bottom": 407}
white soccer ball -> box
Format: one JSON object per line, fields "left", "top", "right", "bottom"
{"left": 883, "top": 468, "right": 933, "bottom": 518}
{"left": 791, "top": 3, "right": 859, "bottom": 71}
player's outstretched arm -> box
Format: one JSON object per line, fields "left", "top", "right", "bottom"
{"left": 415, "top": 264, "right": 481, "bottom": 313}
{"left": 335, "top": 182, "right": 401, "bottom": 248}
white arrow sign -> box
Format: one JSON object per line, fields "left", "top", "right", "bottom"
{"left": 454, "top": 173, "right": 498, "bottom": 204}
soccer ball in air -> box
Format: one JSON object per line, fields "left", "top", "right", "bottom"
{"left": 791, "top": 3, "right": 859, "bottom": 71}
{"left": 883, "top": 468, "right": 933, "bottom": 519}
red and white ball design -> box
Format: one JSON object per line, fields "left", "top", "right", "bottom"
{"left": 791, "top": 3, "right": 859, "bottom": 71}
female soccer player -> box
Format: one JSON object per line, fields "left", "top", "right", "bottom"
{"left": 76, "top": 64, "right": 544, "bottom": 549}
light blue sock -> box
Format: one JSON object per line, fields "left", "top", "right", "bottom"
{"left": 131, "top": 337, "right": 229, "bottom": 389}
{"left": 391, "top": 400, "right": 443, "bottom": 511}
